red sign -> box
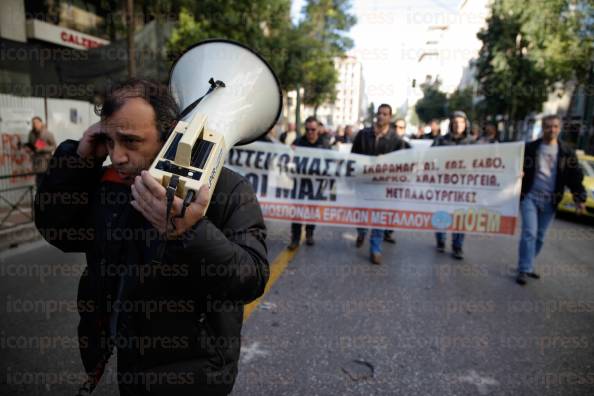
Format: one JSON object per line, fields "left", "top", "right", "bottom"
{"left": 60, "top": 31, "right": 105, "bottom": 49}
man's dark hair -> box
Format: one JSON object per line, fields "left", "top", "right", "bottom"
{"left": 542, "top": 114, "right": 561, "bottom": 126}
{"left": 304, "top": 116, "right": 319, "bottom": 126}
{"left": 96, "top": 79, "right": 180, "bottom": 141}
{"left": 378, "top": 104, "right": 392, "bottom": 115}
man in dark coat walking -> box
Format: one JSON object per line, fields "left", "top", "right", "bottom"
{"left": 351, "top": 104, "right": 411, "bottom": 264}
{"left": 34, "top": 79, "right": 269, "bottom": 395}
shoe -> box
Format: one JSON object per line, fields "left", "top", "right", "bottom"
{"left": 306, "top": 235, "right": 315, "bottom": 246}
{"left": 452, "top": 247, "right": 464, "bottom": 260}
{"left": 370, "top": 253, "right": 382, "bottom": 265}
{"left": 516, "top": 272, "right": 527, "bottom": 285}
{"left": 383, "top": 233, "right": 396, "bottom": 244}
{"left": 356, "top": 235, "right": 365, "bottom": 248}
{"left": 436, "top": 241, "right": 445, "bottom": 253}
{"left": 287, "top": 241, "right": 299, "bottom": 251}
{"left": 526, "top": 272, "right": 540, "bottom": 279}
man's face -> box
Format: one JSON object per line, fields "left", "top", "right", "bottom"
{"left": 305, "top": 121, "right": 319, "bottom": 143}
{"left": 485, "top": 125, "right": 496, "bottom": 137}
{"left": 376, "top": 107, "right": 391, "bottom": 128}
{"left": 542, "top": 118, "right": 561, "bottom": 142}
{"left": 451, "top": 116, "right": 466, "bottom": 136}
{"left": 395, "top": 121, "right": 406, "bottom": 137}
{"left": 345, "top": 126, "right": 353, "bottom": 136}
{"left": 32, "top": 118, "right": 43, "bottom": 131}
{"left": 430, "top": 121, "right": 439, "bottom": 132}
{"left": 103, "top": 97, "right": 162, "bottom": 184}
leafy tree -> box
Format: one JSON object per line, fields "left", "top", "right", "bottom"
{"left": 167, "top": 0, "right": 293, "bottom": 80}
{"left": 476, "top": 0, "right": 594, "bottom": 138}
{"left": 415, "top": 79, "right": 448, "bottom": 124}
{"left": 298, "top": 0, "right": 356, "bottom": 113}
{"left": 448, "top": 87, "right": 475, "bottom": 120}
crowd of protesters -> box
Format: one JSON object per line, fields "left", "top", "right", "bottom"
{"left": 268, "top": 106, "right": 586, "bottom": 287}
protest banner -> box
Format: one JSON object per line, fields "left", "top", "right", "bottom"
{"left": 226, "top": 141, "right": 524, "bottom": 235}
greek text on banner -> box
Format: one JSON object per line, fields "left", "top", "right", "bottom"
{"left": 226, "top": 141, "right": 524, "bottom": 235}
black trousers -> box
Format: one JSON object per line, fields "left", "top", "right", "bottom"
{"left": 291, "top": 223, "right": 315, "bottom": 242}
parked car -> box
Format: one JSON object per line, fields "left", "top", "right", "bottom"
{"left": 557, "top": 152, "right": 594, "bottom": 218}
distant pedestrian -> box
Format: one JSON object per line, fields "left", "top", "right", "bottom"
{"left": 352, "top": 104, "right": 411, "bottom": 264}
{"left": 394, "top": 118, "right": 407, "bottom": 139}
{"left": 279, "top": 123, "right": 298, "bottom": 145}
{"left": 516, "top": 115, "right": 586, "bottom": 285}
{"left": 432, "top": 111, "right": 475, "bottom": 260}
{"left": 288, "top": 116, "right": 329, "bottom": 250}
{"left": 27, "top": 116, "right": 56, "bottom": 188}
{"left": 477, "top": 122, "right": 500, "bottom": 144}
{"left": 344, "top": 125, "right": 354, "bottom": 143}
{"left": 318, "top": 122, "right": 333, "bottom": 147}
{"left": 413, "top": 124, "right": 425, "bottom": 139}
{"left": 424, "top": 119, "right": 441, "bottom": 140}
{"left": 470, "top": 123, "right": 481, "bottom": 142}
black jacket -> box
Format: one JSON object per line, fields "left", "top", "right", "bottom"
{"left": 34, "top": 140, "right": 269, "bottom": 395}
{"left": 431, "top": 132, "right": 475, "bottom": 147}
{"left": 351, "top": 127, "right": 411, "bottom": 156}
{"left": 521, "top": 138, "right": 586, "bottom": 207}
{"left": 294, "top": 135, "right": 329, "bottom": 149}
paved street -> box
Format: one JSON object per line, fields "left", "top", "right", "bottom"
{"left": 1, "top": 215, "right": 593, "bottom": 395}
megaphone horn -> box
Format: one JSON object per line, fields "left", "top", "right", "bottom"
{"left": 148, "top": 39, "right": 282, "bottom": 215}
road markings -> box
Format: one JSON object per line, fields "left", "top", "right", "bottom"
{"left": 240, "top": 341, "right": 269, "bottom": 363}
{"left": 458, "top": 369, "right": 499, "bottom": 394}
{"left": 243, "top": 248, "right": 297, "bottom": 321}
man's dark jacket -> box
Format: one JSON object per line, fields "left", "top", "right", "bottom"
{"left": 294, "top": 134, "right": 329, "bottom": 149}
{"left": 431, "top": 132, "right": 475, "bottom": 147}
{"left": 521, "top": 138, "right": 586, "bottom": 207}
{"left": 351, "top": 127, "right": 410, "bottom": 155}
{"left": 34, "top": 140, "right": 269, "bottom": 395}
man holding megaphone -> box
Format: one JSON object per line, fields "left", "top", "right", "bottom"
{"left": 35, "top": 39, "right": 281, "bottom": 396}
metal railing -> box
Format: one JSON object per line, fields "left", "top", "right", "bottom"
{"left": 0, "top": 172, "right": 36, "bottom": 230}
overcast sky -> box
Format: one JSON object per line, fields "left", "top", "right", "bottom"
{"left": 291, "top": 0, "right": 462, "bottom": 110}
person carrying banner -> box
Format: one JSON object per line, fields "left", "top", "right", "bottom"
{"left": 34, "top": 79, "right": 269, "bottom": 395}
{"left": 351, "top": 104, "right": 411, "bottom": 264}
{"left": 432, "top": 110, "right": 475, "bottom": 260}
{"left": 288, "top": 116, "right": 330, "bottom": 250}
{"left": 516, "top": 114, "right": 586, "bottom": 285}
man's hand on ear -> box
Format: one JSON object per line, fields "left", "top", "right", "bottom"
{"left": 130, "top": 170, "right": 210, "bottom": 237}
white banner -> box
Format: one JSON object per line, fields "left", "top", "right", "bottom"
{"left": 226, "top": 142, "right": 524, "bottom": 235}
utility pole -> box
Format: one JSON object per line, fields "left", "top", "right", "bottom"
{"left": 126, "top": 0, "right": 136, "bottom": 78}
{"left": 296, "top": 84, "right": 302, "bottom": 134}
{"left": 579, "top": 60, "right": 594, "bottom": 150}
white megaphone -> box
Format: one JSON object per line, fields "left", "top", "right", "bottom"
{"left": 148, "top": 39, "right": 282, "bottom": 211}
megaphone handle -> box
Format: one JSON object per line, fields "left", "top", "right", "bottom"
{"left": 178, "top": 78, "right": 226, "bottom": 119}
{"left": 177, "top": 189, "right": 196, "bottom": 218}
{"left": 165, "top": 175, "right": 180, "bottom": 231}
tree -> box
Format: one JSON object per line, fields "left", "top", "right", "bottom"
{"left": 298, "top": 0, "right": 356, "bottom": 113}
{"left": 167, "top": 0, "right": 293, "bottom": 80}
{"left": 415, "top": 79, "right": 448, "bottom": 124}
{"left": 476, "top": 0, "right": 594, "bottom": 139}
{"left": 448, "top": 87, "right": 475, "bottom": 120}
